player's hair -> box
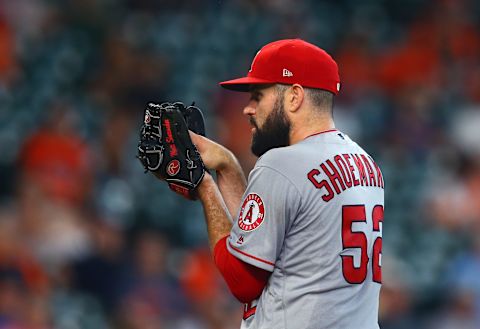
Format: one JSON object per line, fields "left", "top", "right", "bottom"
{"left": 275, "top": 84, "right": 334, "bottom": 116}
{"left": 275, "top": 84, "right": 290, "bottom": 99}
{"left": 304, "top": 87, "right": 334, "bottom": 116}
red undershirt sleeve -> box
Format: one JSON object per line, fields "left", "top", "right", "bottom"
{"left": 213, "top": 235, "right": 271, "bottom": 303}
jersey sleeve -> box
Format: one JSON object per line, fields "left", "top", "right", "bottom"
{"left": 227, "top": 165, "right": 301, "bottom": 272}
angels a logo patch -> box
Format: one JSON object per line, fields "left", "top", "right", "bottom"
{"left": 166, "top": 159, "right": 180, "bottom": 176}
{"left": 238, "top": 193, "right": 265, "bottom": 231}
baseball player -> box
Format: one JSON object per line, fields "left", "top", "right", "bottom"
{"left": 190, "top": 39, "right": 384, "bottom": 329}
{"left": 139, "top": 38, "right": 384, "bottom": 329}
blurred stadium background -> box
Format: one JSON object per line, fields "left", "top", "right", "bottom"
{"left": 0, "top": 0, "right": 479, "bottom": 328}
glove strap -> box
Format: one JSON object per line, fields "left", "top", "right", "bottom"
{"left": 168, "top": 183, "right": 193, "bottom": 199}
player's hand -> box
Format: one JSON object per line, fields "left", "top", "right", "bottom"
{"left": 137, "top": 102, "right": 206, "bottom": 199}
{"left": 189, "top": 131, "right": 236, "bottom": 172}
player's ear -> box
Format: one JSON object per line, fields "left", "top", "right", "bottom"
{"left": 285, "top": 84, "right": 304, "bottom": 113}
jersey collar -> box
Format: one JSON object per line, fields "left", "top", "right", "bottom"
{"left": 303, "top": 129, "right": 338, "bottom": 141}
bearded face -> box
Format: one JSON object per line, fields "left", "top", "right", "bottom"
{"left": 250, "top": 93, "right": 291, "bottom": 157}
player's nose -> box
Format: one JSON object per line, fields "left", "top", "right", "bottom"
{"left": 243, "top": 102, "right": 256, "bottom": 116}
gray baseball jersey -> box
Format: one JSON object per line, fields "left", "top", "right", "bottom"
{"left": 226, "top": 129, "right": 384, "bottom": 329}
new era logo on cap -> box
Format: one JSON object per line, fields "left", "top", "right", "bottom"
{"left": 282, "top": 69, "right": 293, "bottom": 77}
{"left": 219, "top": 39, "right": 340, "bottom": 95}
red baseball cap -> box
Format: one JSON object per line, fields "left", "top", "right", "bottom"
{"left": 220, "top": 39, "right": 340, "bottom": 94}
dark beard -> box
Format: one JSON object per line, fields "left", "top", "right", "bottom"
{"left": 251, "top": 97, "right": 291, "bottom": 157}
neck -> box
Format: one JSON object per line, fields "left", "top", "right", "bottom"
{"left": 289, "top": 118, "right": 335, "bottom": 145}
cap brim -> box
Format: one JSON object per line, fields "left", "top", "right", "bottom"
{"left": 219, "top": 76, "right": 275, "bottom": 92}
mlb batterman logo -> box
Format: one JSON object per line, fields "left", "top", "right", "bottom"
{"left": 238, "top": 193, "right": 265, "bottom": 231}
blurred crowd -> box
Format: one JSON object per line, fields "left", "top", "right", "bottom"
{"left": 0, "top": 0, "right": 479, "bottom": 328}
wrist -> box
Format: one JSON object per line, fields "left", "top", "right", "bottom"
{"left": 197, "top": 172, "right": 216, "bottom": 201}
{"left": 216, "top": 149, "right": 240, "bottom": 173}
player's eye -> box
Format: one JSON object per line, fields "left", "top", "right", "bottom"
{"left": 250, "top": 91, "right": 261, "bottom": 102}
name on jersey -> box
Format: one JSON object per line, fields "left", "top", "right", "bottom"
{"left": 307, "top": 153, "right": 384, "bottom": 202}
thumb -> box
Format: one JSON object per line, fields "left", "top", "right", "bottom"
{"left": 189, "top": 130, "right": 203, "bottom": 150}
{"left": 189, "top": 130, "right": 199, "bottom": 142}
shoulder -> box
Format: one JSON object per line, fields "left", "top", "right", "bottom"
{"left": 250, "top": 145, "right": 310, "bottom": 197}
{"left": 255, "top": 144, "right": 305, "bottom": 170}
{"left": 248, "top": 146, "right": 304, "bottom": 191}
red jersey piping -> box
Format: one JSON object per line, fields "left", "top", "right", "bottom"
{"left": 304, "top": 129, "right": 338, "bottom": 140}
{"left": 228, "top": 242, "right": 275, "bottom": 266}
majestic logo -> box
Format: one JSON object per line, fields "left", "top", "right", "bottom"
{"left": 166, "top": 159, "right": 180, "bottom": 176}
{"left": 282, "top": 68, "right": 293, "bottom": 77}
{"left": 236, "top": 235, "right": 244, "bottom": 245}
{"left": 238, "top": 193, "right": 265, "bottom": 231}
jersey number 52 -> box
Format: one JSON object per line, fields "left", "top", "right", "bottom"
{"left": 341, "top": 204, "right": 383, "bottom": 284}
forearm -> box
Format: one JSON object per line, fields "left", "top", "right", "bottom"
{"left": 189, "top": 132, "right": 246, "bottom": 224}
{"left": 216, "top": 153, "right": 247, "bottom": 221}
{"left": 214, "top": 236, "right": 270, "bottom": 303}
{"left": 197, "top": 173, "right": 233, "bottom": 251}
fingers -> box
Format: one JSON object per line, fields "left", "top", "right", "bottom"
{"left": 189, "top": 130, "right": 200, "bottom": 143}
{"left": 189, "top": 131, "right": 217, "bottom": 169}
{"left": 188, "top": 131, "right": 232, "bottom": 171}
{"left": 189, "top": 130, "right": 204, "bottom": 151}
